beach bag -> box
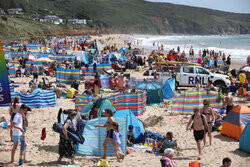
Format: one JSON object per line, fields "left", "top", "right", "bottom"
{"left": 52, "top": 122, "right": 85, "bottom": 144}
{"left": 189, "top": 161, "right": 200, "bottom": 167}
{"left": 143, "top": 130, "right": 163, "bottom": 143}
{"left": 97, "top": 160, "right": 109, "bottom": 167}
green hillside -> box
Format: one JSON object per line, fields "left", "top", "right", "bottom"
{"left": 1, "top": 0, "right": 250, "bottom": 37}
{"left": 0, "top": 16, "right": 71, "bottom": 39}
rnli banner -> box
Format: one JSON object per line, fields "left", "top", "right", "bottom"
{"left": 0, "top": 41, "right": 11, "bottom": 104}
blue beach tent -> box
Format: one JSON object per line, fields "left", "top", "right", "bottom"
{"left": 79, "top": 98, "right": 116, "bottom": 117}
{"left": 239, "top": 122, "right": 250, "bottom": 153}
{"left": 82, "top": 52, "right": 89, "bottom": 64}
{"left": 161, "top": 78, "right": 175, "bottom": 99}
{"left": 114, "top": 109, "right": 145, "bottom": 143}
{"left": 104, "top": 54, "right": 118, "bottom": 64}
{"left": 119, "top": 55, "right": 128, "bottom": 61}
{"left": 118, "top": 47, "right": 129, "bottom": 54}
{"left": 135, "top": 83, "right": 164, "bottom": 105}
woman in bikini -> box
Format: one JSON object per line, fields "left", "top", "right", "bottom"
{"left": 201, "top": 100, "right": 215, "bottom": 146}
{"left": 94, "top": 109, "right": 115, "bottom": 159}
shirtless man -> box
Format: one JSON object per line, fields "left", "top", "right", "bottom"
{"left": 186, "top": 107, "right": 208, "bottom": 160}
{"left": 223, "top": 89, "right": 234, "bottom": 115}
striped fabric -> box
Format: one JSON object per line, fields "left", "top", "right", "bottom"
{"left": 108, "top": 91, "right": 147, "bottom": 116}
{"left": 75, "top": 92, "right": 147, "bottom": 116}
{"left": 9, "top": 84, "right": 15, "bottom": 92}
{"left": 75, "top": 94, "right": 96, "bottom": 112}
{"left": 188, "top": 58, "right": 199, "bottom": 63}
{"left": 37, "top": 54, "right": 49, "bottom": 59}
{"left": 56, "top": 68, "right": 80, "bottom": 84}
{"left": 188, "top": 58, "right": 222, "bottom": 68}
{"left": 51, "top": 54, "right": 76, "bottom": 64}
{"left": 26, "top": 44, "right": 40, "bottom": 50}
{"left": 12, "top": 51, "right": 25, "bottom": 57}
{"left": 58, "top": 44, "right": 70, "bottom": 50}
{"left": 8, "top": 64, "right": 16, "bottom": 78}
{"left": 0, "top": 89, "right": 56, "bottom": 107}
{"left": 172, "top": 90, "right": 223, "bottom": 115}
{"left": 77, "top": 117, "right": 127, "bottom": 156}
{"left": 25, "top": 61, "right": 43, "bottom": 74}
{"left": 81, "top": 64, "right": 112, "bottom": 76}
{"left": 131, "top": 77, "right": 163, "bottom": 89}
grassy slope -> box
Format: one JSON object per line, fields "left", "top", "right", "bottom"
{"left": 27, "top": 0, "right": 250, "bottom": 34}
{"left": 1, "top": 0, "right": 250, "bottom": 36}
{"left": 0, "top": 16, "right": 67, "bottom": 39}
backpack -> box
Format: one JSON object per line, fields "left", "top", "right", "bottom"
{"left": 191, "top": 114, "right": 207, "bottom": 131}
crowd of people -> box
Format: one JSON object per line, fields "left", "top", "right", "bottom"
{"left": 2, "top": 35, "right": 248, "bottom": 166}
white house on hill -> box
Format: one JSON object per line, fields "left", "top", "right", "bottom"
{"left": 8, "top": 8, "right": 23, "bottom": 16}
{"left": 44, "top": 15, "right": 63, "bottom": 24}
{"left": 68, "top": 19, "right": 86, "bottom": 25}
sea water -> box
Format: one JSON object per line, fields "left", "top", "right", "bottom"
{"left": 137, "top": 34, "right": 250, "bottom": 62}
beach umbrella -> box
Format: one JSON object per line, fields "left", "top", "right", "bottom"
{"left": 36, "top": 57, "right": 54, "bottom": 62}
{"left": 27, "top": 53, "right": 36, "bottom": 61}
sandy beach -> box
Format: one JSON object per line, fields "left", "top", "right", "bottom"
{"left": 0, "top": 34, "right": 249, "bottom": 167}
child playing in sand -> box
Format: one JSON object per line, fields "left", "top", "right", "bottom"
{"left": 112, "top": 122, "right": 125, "bottom": 162}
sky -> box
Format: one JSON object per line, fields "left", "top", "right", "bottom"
{"left": 147, "top": 0, "right": 250, "bottom": 14}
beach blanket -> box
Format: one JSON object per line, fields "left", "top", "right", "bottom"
{"left": 0, "top": 89, "right": 56, "bottom": 108}
{"left": 81, "top": 64, "right": 112, "bottom": 76}
{"left": 172, "top": 90, "right": 223, "bottom": 115}
{"left": 8, "top": 64, "right": 16, "bottom": 78}
{"left": 56, "top": 68, "right": 80, "bottom": 84}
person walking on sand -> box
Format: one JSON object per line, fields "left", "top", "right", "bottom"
{"left": 32, "top": 64, "right": 39, "bottom": 83}
{"left": 186, "top": 107, "right": 208, "bottom": 160}
{"left": 112, "top": 122, "right": 125, "bottom": 162}
{"left": 201, "top": 100, "right": 215, "bottom": 146}
{"left": 94, "top": 109, "right": 115, "bottom": 159}
{"left": 57, "top": 111, "right": 79, "bottom": 165}
{"left": 10, "top": 104, "right": 29, "bottom": 164}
